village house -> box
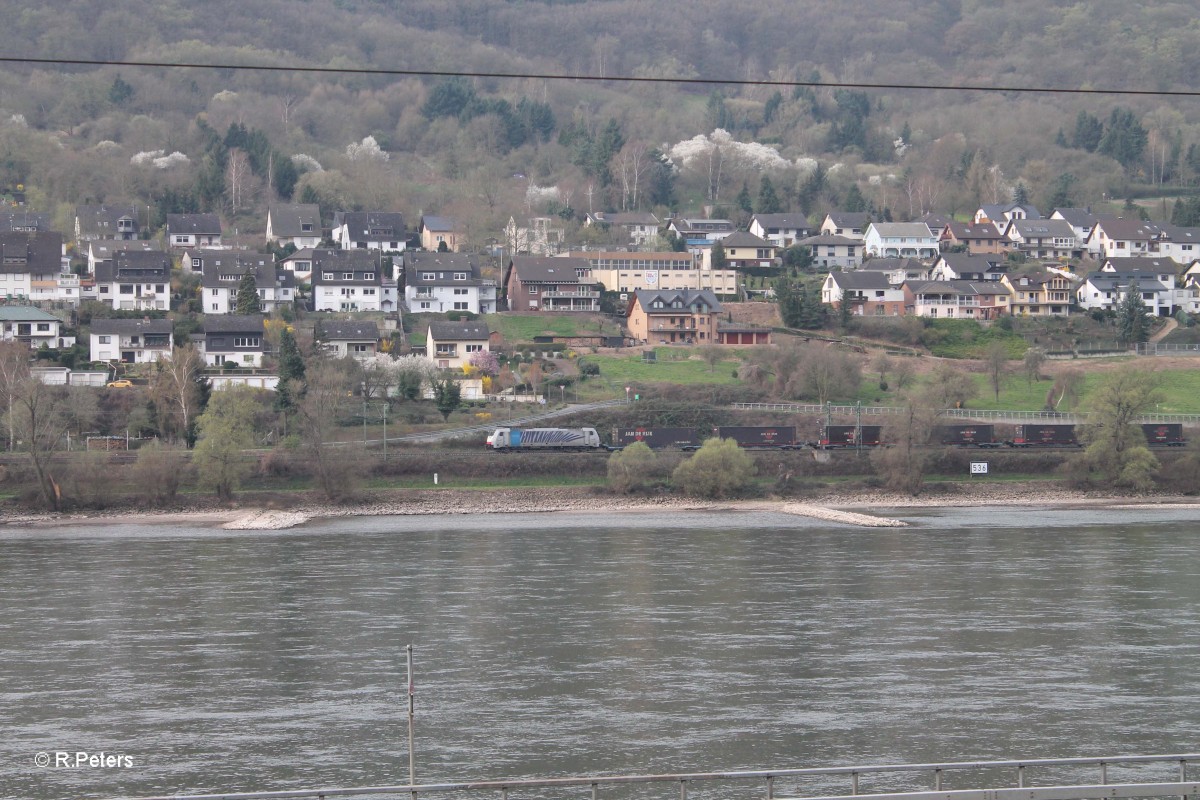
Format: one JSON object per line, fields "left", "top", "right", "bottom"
{"left": 427, "top": 320, "right": 490, "bottom": 370}
{"left": 0, "top": 211, "right": 51, "bottom": 233}
{"left": 1086, "top": 218, "right": 1166, "bottom": 260}
{"left": 904, "top": 280, "right": 1010, "bottom": 320}
{"left": 505, "top": 216, "right": 565, "bottom": 256}
{"left": 940, "top": 220, "right": 1006, "bottom": 255}
{"left": 710, "top": 231, "right": 777, "bottom": 270}
{"left": 0, "top": 231, "right": 68, "bottom": 303}
{"left": 974, "top": 202, "right": 1041, "bottom": 226}
{"left": 198, "top": 314, "right": 268, "bottom": 367}
{"left": 863, "top": 222, "right": 939, "bottom": 259}
{"left": 504, "top": 256, "right": 600, "bottom": 312}
{"left": 0, "top": 306, "right": 69, "bottom": 349}
{"left": 821, "top": 271, "right": 906, "bottom": 316}
{"left": 87, "top": 240, "right": 160, "bottom": 275}
{"left": 930, "top": 253, "right": 1007, "bottom": 282}
{"left": 585, "top": 211, "right": 662, "bottom": 247}
{"left": 665, "top": 218, "right": 736, "bottom": 250}
{"left": 419, "top": 216, "right": 466, "bottom": 252}
{"left": 94, "top": 250, "right": 172, "bottom": 311}
{"left": 265, "top": 203, "right": 323, "bottom": 249}
{"left": 332, "top": 211, "right": 407, "bottom": 253}
{"left": 1002, "top": 271, "right": 1074, "bottom": 316}
{"left": 560, "top": 250, "right": 737, "bottom": 297}
{"left": 749, "top": 213, "right": 812, "bottom": 248}
{"left": 1158, "top": 224, "right": 1200, "bottom": 264}
{"left": 1050, "top": 208, "right": 1101, "bottom": 249}
{"left": 626, "top": 288, "right": 723, "bottom": 345}
{"left": 1076, "top": 271, "right": 1173, "bottom": 317}
{"left": 89, "top": 318, "right": 172, "bottom": 364}
{"left": 798, "top": 233, "right": 862, "bottom": 270}
{"left": 279, "top": 248, "right": 316, "bottom": 282}
{"left": 859, "top": 257, "right": 930, "bottom": 285}
{"left": 75, "top": 204, "right": 142, "bottom": 242}
{"left": 819, "top": 211, "right": 870, "bottom": 240}
{"left": 318, "top": 320, "right": 380, "bottom": 360}
{"left": 310, "top": 249, "right": 398, "bottom": 313}
{"left": 200, "top": 252, "right": 295, "bottom": 314}
{"left": 919, "top": 213, "right": 954, "bottom": 241}
{"left": 1001, "top": 218, "right": 1078, "bottom": 260}
{"left": 404, "top": 252, "right": 497, "bottom": 314}
{"left": 166, "top": 213, "right": 222, "bottom": 249}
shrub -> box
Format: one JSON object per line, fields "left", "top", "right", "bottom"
{"left": 671, "top": 437, "right": 756, "bottom": 498}
{"left": 606, "top": 441, "right": 661, "bottom": 494}
{"left": 130, "top": 441, "right": 190, "bottom": 505}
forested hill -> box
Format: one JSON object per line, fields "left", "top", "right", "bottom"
{"left": 4, "top": 0, "right": 1200, "bottom": 240}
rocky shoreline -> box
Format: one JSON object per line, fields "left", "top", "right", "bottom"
{"left": 4, "top": 481, "right": 1195, "bottom": 531}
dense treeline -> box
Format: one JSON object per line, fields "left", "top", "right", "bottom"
{"left": 6, "top": 1, "right": 1200, "bottom": 243}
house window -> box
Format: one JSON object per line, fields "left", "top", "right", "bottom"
{"left": 453, "top": 288, "right": 468, "bottom": 295}
{"left": 98, "top": 335, "right": 111, "bottom": 344}
{"left": 528, "top": 286, "right": 537, "bottom": 294}
{"left": 301, "top": 223, "right": 314, "bottom": 232}
{"left": 342, "top": 272, "right": 354, "bottom": 280}
{"left": 364, "top": 273, "right": 374, "bottom": 280}
{"left": 466, "top": 344, "right": 483, "bottom": 353}
{"left": 362, "top": 288, "right": 376, "bottom": 296}
{"left": 212, "top": 304, "right": 218, "bottom": 311}
{"left": 36, "top": 323, "right": 49, "bottom": 331}
{"left": 419, "top": 302, "right": 431, "bottom": 310}
{"left": 173, "top": 235, "right": 188, "bottom": 244}
{"left": 100, "top": 286, "right": 109, "bottom": 294}
{"left": 234, "top": 336, "right": 261, "bottom": 347}
{"left": 192, "top": 258, "right": 201, "bottom": 268}
{"left": 454, "top": 302, "right": 468, "bottom": 310}
{"left": 119, "top": 284, "right": 133, "bottom": 294}
{"left": 211, "top": 289, "right": 219, "bottom": 296}
{"left": 454, "top": 272, "right": 467, "bottom": 280}
{"left": 421, "top": 272, "right": 435, "bottom": 280}
{"left": 156, "top": 285, "right": 165, "bottom": 293}
{"left": 323, "top": 272, "right": 334, "bottom": 280}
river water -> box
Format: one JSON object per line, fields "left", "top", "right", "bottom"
{"left": 3, "top": 506, "right": 1200, "bottom": 800}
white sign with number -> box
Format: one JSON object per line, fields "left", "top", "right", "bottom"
{"left": 970, "top": 461, "right": 989, "bottom": 475}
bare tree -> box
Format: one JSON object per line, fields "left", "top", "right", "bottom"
{"left": 618, "top": 141, "right": 650, "bottom": 210}
{"left": 983, "top": 341, "right": 1009, "bottom": 401}
{"left": 12, "top": 377, "right": 67, "bottom": 510}
{"left": 294, "top": 360, "right": 360, "bottom": 501}
{"left": 870, "top": 352, "right": 893, "bottom": 389}
{"left": 0, "top": 341, "right": 30, "bottom": 451}
{"left": 151, "top": 345, "right": 205, "bottom": 444}
{"left": 698, "top": 345, "right": 724, "bottom": 373}
{"left": 226, "top": 148, "right": 252, "bottom": 214}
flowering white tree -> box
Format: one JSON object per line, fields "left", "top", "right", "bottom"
{"left": 346, "top": 135, "right": 389, "bottom": 162}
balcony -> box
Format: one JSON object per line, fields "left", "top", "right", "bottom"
{"left": 541, "top": 289, "right": 600, "bottom": 299}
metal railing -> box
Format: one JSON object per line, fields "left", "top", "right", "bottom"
{"left": 731, "top": 402, "right": 1200, "bottom": 424}
{"left": 111, "top": 753, "right": 1198, "bottom": 800}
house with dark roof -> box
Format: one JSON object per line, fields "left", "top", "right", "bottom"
{"left": 427, "top": 321, "right": 490, "bottom": 370}
{"left": 974, "top": 202, "right": 1041, "bottom": 225}
{"left": 332, "top": 211, "right": 407, "bottom": 253}
{"left": 310, "top": 249, "right": 398, "bottom": 312}
{"left": 930, "top": 253, "right": 1007, "bottom": 282}
{"left": 919, "top": 213, "right": 955, "bottom": 241}
{"left": 819, "top": 212, "right": 871, "bottom": 240}
{"left": 198, "top": 251, "right": 294, "bottom": 314}
{"left": 1001, "top": 271, "right": 1075, "bottom": 316}
{"left": 712, "top": 231, "right": 777, "bottom": 270}
{"left": 626, "top": 289, "right": 724, "bottom": 344}
{"left": 1001, "top": 218, "right": 1078, "bottom": 260}
{"left": 404, "top": 252, "right": 496, "bottom": 314}
{"left": 318, "top": 320, "right": 380, "bottom": 360}
{"left": 1050, "top": 208, "right": 1100, "bottom": 248}
{"left": 940, "top": 221, "right": 1006, "bottom": 255}
{"left": 1085, "top": 218, "right": 1166, "bottom": 260}
{"left": 89, "top": 318, "right": 173, "bottom": 363}
{"left": 94, "top": 250, "right": 171, "bottom": 311}
{"left": 86, "top": 239, "right": 161, "bottom": 274}
{"left": 858, "top": 257, "right": 929, "bottom": 284}
{"left": 504, "top": 256, "right": 599, "bottom": 312}
{"left": 0, "top": 231, "right": 67, "bottom": 302}
{"left": 797, "top": 233, "right": 862, "bottom": 270}
{"left": 749, "top": 213, "right": 811, "bottom": 248}
{"left": 821, "top": 271, "right": 906, "bottom": 316}
{"left": 1077, "top": 271, "right": 1173, "bottom": 317}
{"left": 166, "top": 214, "right": 222, "bottom": 249}
{"left": 0, "top": 211, "right": 51, "bottom": 233}
{"left": 1159, "top": 224, "right": 1200, "bottom": 264}
{"left": 585, "top": 211, "right": 662, "bottom": 247}
{"left": 0, "top": 306, "right": 68, "bottom": 349}
{"left": 419, "top": 215, "right": 466, "bottom": 252}
{"left": 266, "top": 204, "right": 322, "bottom": 249}
{"left": 75, "top": 204, "right": 141, "bottom": 242}
{"left": 665, "top": 218, "right": 736, "bottom": 249}
{"left": 198, "top": 314, "right": 267, "bottom": 367}
{"left": 863, "top": 223, "right": 938, "bottom": 259}
{"left": 278, "top": 247, "right": 316, "bottom": 281}
{"left": 903, "top": 280, "right": 1011, "bottom": 320}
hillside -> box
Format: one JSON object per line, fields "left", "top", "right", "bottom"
{"left": 2, "top": 1, "right": 1200, "bottom": 243}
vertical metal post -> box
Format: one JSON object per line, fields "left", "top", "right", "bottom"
{"left": 935, "top": 769, "right": 943, "bottom": 791}
{"left": 364, "top": 397, "right": 368, "bottom": 444}
{"left": 767, "top": 776, "right": 774, "bottom": 800}
{"left": 680, "top": 780, "right": 687, "bottom": 800}
{"left": 1017, "top": 766, "right": 1025, "bottom": 788}
{"left": 591, "top": 782, "right": 598, "bottom": 800}
{"left": 1100, "top": 762, "right": 1107, "bottom": 785}
{"left": 407, "top": 644, "right": 416, "bottom": 795}
{"left": 383, "top": 404, "right": 387, "bottom": 463}
{"left": 1180, "top": 758, "right": 1188, "bottom": 800}
{"left": 852, "top": 772, "right": 859, "bottom": 795}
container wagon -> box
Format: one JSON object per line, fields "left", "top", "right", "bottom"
{"left": 487, "top": 427, "right": 603, "bottom": 451}
{"left": 613, "top": 427, "right": 703, "bottom": 450}
{"left": 817, "top": 425, "right": 883, "bottom": 449}
{"left": 1141, "top": 423, "right": 1186, "bottom": 447}
{"left": 939, "top": 423, "right": 999, "bottom": 447}
{"left": 1009, "top": 423, "right": 1078, "bottom": 447}
{"left": 715, "top": 426, "right": 801, "bottom": 449}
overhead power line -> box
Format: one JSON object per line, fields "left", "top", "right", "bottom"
{"left": 0, "top": 55, "right": 1198, "bottom": 98}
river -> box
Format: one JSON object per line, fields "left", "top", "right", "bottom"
{"left": 2, "top": 506, "right": 1199, "bottom": 799}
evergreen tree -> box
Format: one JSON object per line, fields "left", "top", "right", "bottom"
{"left": 1072, "top": 111, "right": 1104, "bottom": 152}
{"left": 763, "top": 91, "right": 783, "bottom": 125}
{"left": 757, "top": 175, "right": 783, "bottom": 214}
{"left": 1116, "top": 279, "right": 1151, "bottom": 345}
{"left": 736, "top": 182, "right": 753, "bottom": 216}
{"left": 646, "top": 148, "right": 677, "bottom": 209}
{"left": 797, "top": 283, "right": 827, "bottom": 329}
{"left": 434, "top": 379, "right": 462, "bottom": 421}
{"left": 710, "top": 240, "right": 728, "bottom": 269}
{"left": 274, "top": 328, "right": 305, "bottom": 414}
{"left": 1054, "top": 128, "right": 1068, "bottom": 148}
{"left": 1012, "top": 182, "right": 1030, "bottom": 206}
{"left": 843, "top": 184, "right": 868, "bottom": 213}
{"left": 1045, "top": 173, "right": 1076, "bottom": 210}
{"left": 775, "top": 279, "right": 803, "bottom": 328}
{"left": 1098, "top": 107, "right": 1148, "bottom": 169}
{"left": 272, "top": 153, "right": 299, "bottom": 200}
{"left": 235, "top": 273, "right": 260, "bottom": 315}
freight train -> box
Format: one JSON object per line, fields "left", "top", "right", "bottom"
{"left": 491, "top": 422, "right": 1187, "bottom": 452}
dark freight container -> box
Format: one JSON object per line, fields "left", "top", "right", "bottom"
{"left": 1011, "top": 423, "right": 1077, "bottom": 446}
{"left": 1141, "top": 422, "right": 1186, "bottom": 447}
{"left": 716, "top": 426, "right": 799, "bottom": 448}
{"left": 939, "top": 423, "right": 997, "bottom": 447}
{"left": 614, "top": 426, "right": 703, "bottom": 449}
{"left": 820, "top": 425, "right": 882, "bottom": 448}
